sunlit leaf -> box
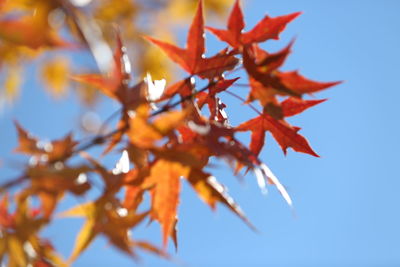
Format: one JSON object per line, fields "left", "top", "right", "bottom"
{"left": 145, "top": 0, "right": 239, "bottom": 79}
{"left": 207, "top": 0, "right": 300, "bottom": 47}
{"left": 236, "top": 113, "right": 319, "bottom": 157}
{"left": 69, "top": 220, "right": 97, "bottom": 262}
{"left": 148, "top": 159, "right": 190, "bottom": 248}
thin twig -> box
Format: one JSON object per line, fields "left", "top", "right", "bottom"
{"left": 97, "top": 108, "right": 123, "bottom": 135}
{"left": 232, "top": 83, "right": 250, "bottom": 87}
{"left": 223, "top": 90, "right": 261, "bottom": 115}
{"left": 0, "top": 174, "right": 28, "bottom": 193}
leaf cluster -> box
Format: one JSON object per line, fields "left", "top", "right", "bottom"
{"left": 0, "top": 0, "right": 339, "bottom": 265}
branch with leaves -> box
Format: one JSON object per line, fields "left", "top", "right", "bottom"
{"left": 0, "top": 0, "right": 340, "bottom": 265}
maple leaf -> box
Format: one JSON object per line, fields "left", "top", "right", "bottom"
{"left": 25, "top": 165, "right": 91, "bottom": 217}
{"left": 242, "top": 45, "right": 340, "bottom": 115}
{"left": 244, "top": 44, "right": 341, "bottom": 96}
{"left": 61, "top": 198, "right": 151, "bottom": 262}
{"left": 14, "top": 121, "right": 78, "bottom": 162}
{"left": 60, "top": 148, "right": 157, "bottom": 260}
{"left": 59, "top": 154, "right": 157, "bottom": 261}
{"left": 147, "top": 159, "right": 190, "bottom": 249}
{"left": 206, "top": 0, "right": 301, "bottom": 48}
{"left": 145, "top": 0, "right": 239, "bottom": 79}
{"left": 0, "top": 196, "right": 67, "bottom": 266}
{"left": 236, "top": 113, "right": 318, "bottom": 157}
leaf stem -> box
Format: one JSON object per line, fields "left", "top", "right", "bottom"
{"left": 232, "top": 83, "right": 250, "bottom": 87}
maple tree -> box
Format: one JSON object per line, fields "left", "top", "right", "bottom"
{"left": 0, "top": 0, "right": 340, "bottom": 265}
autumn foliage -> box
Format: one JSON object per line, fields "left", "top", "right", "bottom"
{"left": 0, "top": 0, "right": 339, "bottom": 265}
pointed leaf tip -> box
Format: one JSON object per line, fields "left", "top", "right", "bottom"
{"left": 277, "top": 71, "right": 341, "bottom": 94}
{"left": 187, "top": 0, "right": 205, "bottom": 70}
{"left": 243, "top": 11, "right": 302, "bottom": 44}
{"left": 282, "top": 98, "right": 327, "bottom": 117}
{"left": 228, "top": 0, "right": 244, "bottom": 42}
{"left": 144, "top": 36, "right": 189, "bottom": 72}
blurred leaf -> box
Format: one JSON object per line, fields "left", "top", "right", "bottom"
{"left": 41, "top": 57, "right": 70, "bottom": 98}
{"left": 167, "top": 0, "right": 233, "bottom": 20}
{"left": 3, "top": 67, "right": 22, "bottom": 103}
{"left": 148, "top": 159, "right": 190, "bottom": 248}
{"left": 70, "top": 220, "right": 97, "bottom": 262}
{"left": 94, "top": 0, "right": 137, "bottom": 22}
{"left": 14, "top": 121, "right": 78, "bottom": 161}
{"left": 0, "top": 14, "right": 71, "bottom": 50}
{"left": 59, "top": 202, "right": 95, "bottom": 218}
{"left": 7, "top": 235, "right": 27, "bottom": 266}
{"left": 74, "top": 84, "right": 100, "bottom": 106}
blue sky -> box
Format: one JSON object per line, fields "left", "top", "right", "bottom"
{"left": 1, "top": 0, "right": 400, "bottom": 266}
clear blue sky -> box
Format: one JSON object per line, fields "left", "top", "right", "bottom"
{"left": 1, "top": 0, "right": 400, "bottom": 266}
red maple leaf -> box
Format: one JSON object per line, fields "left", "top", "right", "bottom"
{"left": 206, "top": 0, "right": 301, "bottom": 48}
{"left": 145, "top": 0, "right": 239, "bottom": 79}
{"left": 236, "top": 113, "right": 318, "bottom": 157}
{"left": 242, "top": 44, "right": 341, "bottom": 118}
